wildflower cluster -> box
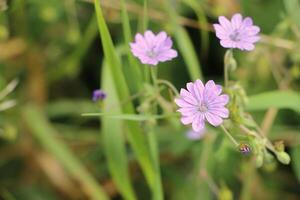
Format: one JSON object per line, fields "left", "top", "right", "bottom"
{"left": 94, "top": 13, "right": 290, "bottom": 166}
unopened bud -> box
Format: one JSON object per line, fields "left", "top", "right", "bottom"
{"left": 238, "top": 143, "right": 251, "bottom": 154}
{"left": 256, "top": 154, "right": 263, "bottom": 168}
{"left": 276, "top": 152, "right": 291, "bottom": 165}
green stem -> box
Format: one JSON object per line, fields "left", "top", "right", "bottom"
{"left": 220, "top": 124, "right": 239, "bottom": 147}
{"left": 148, "top": 66, "right": 164, "bottom": 200}
{"left": 157, "top": 79, "right": 179, "bottom": 97}
{"left": 150, "top": 67, "right": 158, "bottom": 88}
{"left": 224, "top": 49, "right": 232, "bottom": 88}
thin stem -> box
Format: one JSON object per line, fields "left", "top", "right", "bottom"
{"left": 144, "top": 65, "right": 150, "bottom": 83}
{"left": 148, "top": 66, "right": 164, "bottom": 200}
{"left": 223, "top": 49, "right": 232, "bottom": 88}
{"left": 150, "top": 67, "right": 158, "bottom": 88}
{"left": 157, "top": 79, "right": 179, "bottom": 97}
{"left": 239, "top": 125, "right": 277, "bottom": 154}
{"left": 220, "top": 125, "right": 239, "bottom": 147}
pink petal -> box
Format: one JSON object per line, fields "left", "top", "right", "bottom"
{"left": 246, "top": 26, "right": 260, "bottom": 35}
{"left": 242, "top": 17, "right": 253, "bottom": 26}
{"left": 134, "top": 33, "right": 147, "bottom": 48}
{"left": 162, "top": 37, "right": 173, "bottom": 49}
{"left": 178, "top": 107, "right": 198, "bottom": 116}
{"left": 213, "top": 24, "right": 228, "bottom": 39}
{"left": 180, "top": 89, "right": 198, "bottom": 105}
{"left": 192, "top": 114, "right": 205, "bottom": 132}
{"left": 144, "top": 30, "right": 155, "bottom": 45}
{"left": 175, "top": 98, "right": 194, "bottom": 108}
{"left": 205, "top": 112, "right": 223, "bottom": 127}
{"left": 218, "top": 16, "right": 232, "bottom": 32}
{"left": 194, "top": 79, "right": 205, "bottom": 102}
{"left": 155, "top": 31, "right": 167, "bottom": 44}
{"left": 204, "top": 80, "right": 219, "bottom": 102}
{"left": 215, "top": 84, "right": 222, "bottom": 95}
{"left": 242, "top": 43, "right": 255, "bottom": 51}
{"left": 209, "top": 107, "right": 229, "bottom": 118}
{"left": 220, "top": 39, "right": 234, "bottom": 48}
{"left": 181, "top": 115, "right": 195, "bottom": 125}
{"left": 231, "top": 13, "right": 242, "bottom": 29}
{"left": 186, "top": 82, "right": 196, "bottom": 97}
{"left": 243, "top": 36, "right": 260, "bottom": 43}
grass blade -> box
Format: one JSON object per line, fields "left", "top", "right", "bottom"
{"left": 23, "top": 105, "right": 109, "bottom": 200}
{"left": 101, "top": 61, "right": 136, "bottom": 200}
{"left": 163, "top": 2, "right": 203, "bottom": 81}
{"left": 247, "top": 90, "right": 300, "bottom": 113}
{"left": 120, "top": 0, "right": 143, "bottom": 92}
{"left": 94, "top": 0, "right": 156, "bottom": 193}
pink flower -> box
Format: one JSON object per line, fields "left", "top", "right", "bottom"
{"left": 186, "top": 129, "right": 206, "bottom": 140}
{"left": 213, "top": 13, "right": 260, "bottom": 51}
{"left": 175, "top": 80, "right": 229, "bottom": 132}
{"left": 130, "top": 30, "right": 178, "bottom": 66}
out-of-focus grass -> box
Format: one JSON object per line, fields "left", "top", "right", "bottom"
{"left": 0, "top": 0, "right": 300, "bottom": 200}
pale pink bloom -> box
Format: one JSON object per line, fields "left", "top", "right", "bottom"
{"left": 175, "top": 80, "right": 229, "bottom": 132}
{"left": 130, "top": 30, "right": 178, "bottom": 66}
{"left": 186, "top": 129, "right": 206, "bottom": 140}
{"left": 213, "top": 13, "right": 260, "bottom": 51}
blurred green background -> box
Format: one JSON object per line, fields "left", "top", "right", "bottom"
{"left": 0, "top": 0, "right": 300, "bottom": 199}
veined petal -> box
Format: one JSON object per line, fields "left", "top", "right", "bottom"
{"left": 192, "top": 114, "right": 205, "bottom": 132}
{"left": 175, "top": 98, "right": 194, "bottom": 108}
{"left": 205, "top": 112, "right": 223, "bottom": 127}
{"left": 194, "top": 79, "right": 205, "bottom": 102}
{"left": 218, "top": 16, "right": 232, "bottom": 32}
{"left": 209, "top": 107, "right": 229, "bottom": 118}
{"left": 181, "top": 115, "right": 195, "bottom": 125}
{"left": 231, "top": 13, "right": 242, "bottom": 29}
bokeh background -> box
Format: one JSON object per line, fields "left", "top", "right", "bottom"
{"left": 0, "top": 0, "right": 300, "bottom": 199}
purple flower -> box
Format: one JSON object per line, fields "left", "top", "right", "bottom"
{"left": 213, "top": 13, "right": 260, "bottom": 51}
{"left": 186, "top": 129, "right": 206, "bottom": 140}
{"left": 175, "top": 80, "right": 229, "bottom": 132}
{"left": 130, "top": 30, "right": 178, "bottom": 66}
{"left": 92, "top": 89, "right": 106, "bottom": 102}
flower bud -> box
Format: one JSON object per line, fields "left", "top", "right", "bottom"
{"left": 256, "top": 154, "right": 263, "bottom": 168}
{"left": 276, "top": 152, "right": 291, "bottom": 165}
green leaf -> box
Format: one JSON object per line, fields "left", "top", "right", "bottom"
{"left": 120, "top": 0, "right": 143, "bottom": 93}
{"left": 23, "top": 105, "right": 109, "bottom": 200}
{"left": 247, "top": 90, "right": 300, "bottom": 113}
{"left": 82, "top": 113, "right": 179, "bottom": 121}
{"left": 49, "top": 14, "right": 98, "bottom": 82}
{"left": 182, "top": 0, "right": 209, "bottom": 58}
{"left": 163, "top": 2, "right": 203, "bottom": 81}
{"left": 101, "top": 61, "right": 136, "bottom": 200}
{"left": 94, "top": 0, "right": 156, "bottom": 194}
{"left": 284, "top": 0, "right": 300, "bottom": 28}
{"left": 292, "top": 146, "right": 300, "bottom": 182}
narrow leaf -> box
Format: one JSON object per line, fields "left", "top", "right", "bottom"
{"left": 247, "top": 90, "right": 300, "bottom": 113}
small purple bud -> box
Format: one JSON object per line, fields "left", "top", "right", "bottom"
{"left": 92, "top": 89, "right": 106, "bottom": 102}
{"left": 238, "top": 143, "right": 251, "bottom": 154}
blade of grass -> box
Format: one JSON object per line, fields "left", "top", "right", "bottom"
{"left": 182, "top": 0, "right": 209, "bottom": 58}
{"left": 120, "top": 0, "right": 143, "bottom": 92}
{"left": 82, "top": 113, "right": 179, "bottom": 120}
{"left": 101, "top": 61, "right": 136, "bottom": 200}
{"left": 49, "top": 14, "right": 98, "bottom": 83}
{"left": 23, "top": 105, "right": 109, "bottom": 200}
{"left": 163, "top": 2, "right": 203, "bottom": 81}
{"left": 94, "top": 0, "right": 156, "bottom": 193}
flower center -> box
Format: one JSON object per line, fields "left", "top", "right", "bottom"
{"left": 198, "top": 104, "right": 208, "bottom": 113}
{"left": 146, "top": 46, "right": 158, "bottom": 58}
{"left": 146, "top": 50, "right": 156, "bottom": 58}
{"left": 229, "top": 29, "right": 241, "bottom": 42}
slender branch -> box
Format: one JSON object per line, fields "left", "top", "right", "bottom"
{"left": 220, "top": 125, "right": 239, "bottom": 146}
